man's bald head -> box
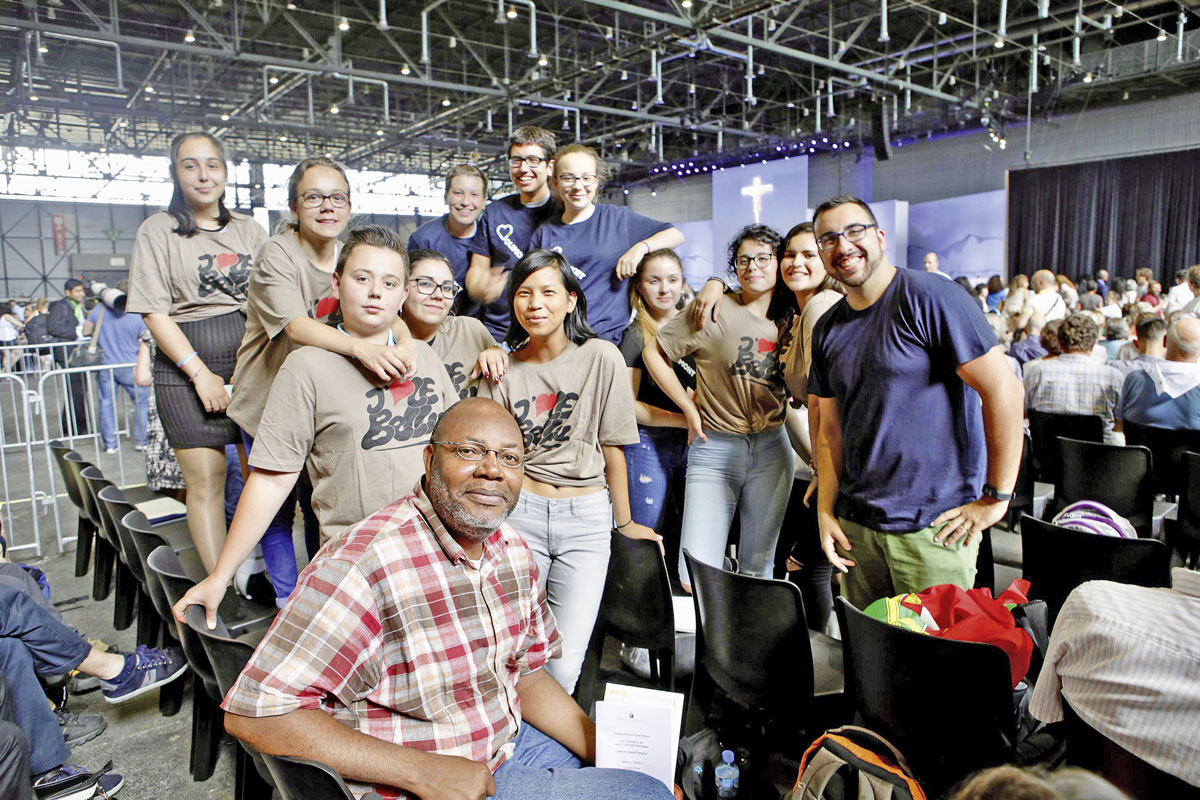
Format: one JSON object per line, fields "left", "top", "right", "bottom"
{"left": 1031, "top": 269, "right": 1056, "bottom": 292}
{"left": 923, "top": 252, "right": 940, "bottom": 272}
{"left": 431, "top": 396, "right": 521, "bottom": 444}
{"left": 1166, "top": 316, "right": 1200, "bottom": 363}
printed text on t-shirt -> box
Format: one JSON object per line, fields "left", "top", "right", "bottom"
{"left": 729, "top": 336, "right": 782, "bottom": 385}
{"left": 197, "top": 252, "right": 252, "bottom": 299}
{"left": 513, "top": 391, "right": 577, "bottom": 450}
{"left": 361, "top": 376, "right": 441, "bottom": 450}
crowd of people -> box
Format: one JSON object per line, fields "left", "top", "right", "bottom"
{"left": 1, "top": 123, "right": 1196, "bottom": 799}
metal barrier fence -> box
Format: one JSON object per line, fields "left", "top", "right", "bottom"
{"left": 1, "top": 340, "right": 143, "bottom": 557}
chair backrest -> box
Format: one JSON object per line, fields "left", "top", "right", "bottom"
{"left": 1122, "top": 421, "right": 1200, "bottom": 499}
{"left": 1028, "top": 409, "right": 1104, "bottom": 484}
{"left": 1019, "top": 513, "right": 1170, "bottom": 629}
{"left": 835, "top": 597, "right": 1016, "bottom": 796}
{"left": 263, "top": 755, "right": 380, "bottom": 800}
{"left": 597, "top": 531, "right": 674, "bottom": 650}
{"left": 683, "top": 550, "right": 812, "bottom": 714}
{"left": 49, "top": 440, "right": 86, "bottom": 511}
{"left": 146, "top": 545, "right": 219, "bottom": 692}
{"left": 65, "top": 453, "right": 100, "bottom": 523}
{"left": 1056, "top": 437, "right": 1155, "bottom": 534}
{"left": 79, "top": 466, "right": 121, "bottom": 550}
{"left": 184, "top": 604, "right": 250, "bottom": 696}
{"left": 1179, "top": 452, "right": 1200, "bottom": 546}
{"left": 97, "top": 485, "right": 148, "bottom": 587}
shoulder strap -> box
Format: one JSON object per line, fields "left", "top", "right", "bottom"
{"left": 86, "top": 307, "right": 106, "bottom": 354}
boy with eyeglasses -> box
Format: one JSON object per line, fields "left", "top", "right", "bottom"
{"left": 464, "top": 126, "right": 560, "bottom": 339}
{"left": 806, "top": 195, "right": 1024, "bottom": 611}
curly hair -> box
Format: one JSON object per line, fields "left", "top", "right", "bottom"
{"left": 1057, "top": 313, "right": 1100, "bottom": 353}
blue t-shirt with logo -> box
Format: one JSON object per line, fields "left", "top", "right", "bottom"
{"left": 467, "top": 193, "right": 558, "bottom": 340}
{"left": 86, "top": 305, "right": 147, "bottom": 365}
{"left": 408, "top": 214, "right": 481, "bottom": 317}
{"left": 808, "top": 268, "right": 996, "bottom": 532}
{"left": 527, "top": 204, "right": 671, "bottom": 344}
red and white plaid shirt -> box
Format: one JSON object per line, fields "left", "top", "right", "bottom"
{"left": 222, "top": 482, "right": 560, "bottom": 799}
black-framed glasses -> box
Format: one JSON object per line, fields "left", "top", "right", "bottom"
{"left": 816, "top": 223, "right": 878, "bottom": 251}
{"left": 509, "top": 156, "right": 547, "bottom": 168}
{"left": 734, "top": 252, "right": 777, "bottom": 270}
{"left": 408, "top": 276, "right": 462, "bottom": 299}
{"left": 432, "top": 441, "right": 524, "bottom": 469}
{"left": 299, "top": 190, "right": 350, "bottom": 208}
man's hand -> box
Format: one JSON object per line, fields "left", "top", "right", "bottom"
{"left": 351, "top": 339, "right": 415, "bottom": 382}
{"left": 410, "top": 753, "right": 496, "bottom": 800}
{"left": 817, "top": 512, "right": 856, "bottom": 574}
{"left": 690, "top": 279, "right": 726, "bottom": 329}
{"left": 931, "top": 497, "right": 1008, "bottom": 548}
{"left": 193, "top": 369, "right": 230, "bottom": 414}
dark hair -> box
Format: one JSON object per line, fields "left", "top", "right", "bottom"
{"left": 167, "top": 132, "right": 233, "bottom": 237}
{"left": 780, "top": 222, "right": 843, "bottom": 296}
{"left": 406, "top": 249, "right": 452, "bottom": 272}
{"left": 986, "top": 274, "right": 1007, "bottom": 294}
{"left": 724, "top": 224, "right": 797, "bottom": 332}
{"left": 64, "top": 278, "right": 84, "bottom": 292}
{"left": 1058, "top": 313, "right": 1100, "bottom": 353}
{"left": 1041, "top": 319, "right": 1065, "bottom": 356}
{"left": 335, "top": 225, "right": 408, "bottom": 278}
{"left": 1135, "top": 313, "right": 1167, "bottom": 342}
{"left": 1079, "top": 278, "right": 1098, "bottom": 293}
{"left": 503, "top": 249, "right": 596, "bottom": 349}
{"left": 280, "top": 156, "right": 351, "bottom": 233}
{"left": 508, "top": 126, "right": 557, "bottom": 160}
{"left": 726, "top": 223, "right": 783, "bottom": 274}
{"left": 812, "top": 194, "right": 879, "bottom": 228}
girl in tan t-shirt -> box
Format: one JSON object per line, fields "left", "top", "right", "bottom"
{"left": 477, "top": 249, "right": 660, "bottom": 694}
{"left": 124, "top": 132, "right": 268, "bottom": 573}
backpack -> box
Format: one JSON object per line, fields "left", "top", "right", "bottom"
{"left": 786, "top": 726, "right": 927, "bottom": 800}
{"left": 1051, "top": 500, "right": 1137, "bottom": 538}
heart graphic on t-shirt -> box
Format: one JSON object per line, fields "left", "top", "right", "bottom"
{"left": 215, "top": 252, "right": 239, "bottom": 270}
{"left": 496, "top": 223, "right": 515, "bottom": 241}
{"left": 387, "top": 379, "right": 416, "bottom": 406}
{"left": 314, "top": 297, "right": 338, "bottom": 319}
{"left": 535, "top": 393, "right": 559, "bottom": 415}
{"left": 757, "top": 339, "right": 776, "bottom": 354}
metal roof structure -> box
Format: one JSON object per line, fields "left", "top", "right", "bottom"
{"left": 3, "top": 0, "right": 1198, "bottom": 183}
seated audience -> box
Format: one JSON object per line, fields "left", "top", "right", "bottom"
{"left": 1056, "top": 274, "right": 1079, "bottom": 309}
{"left": 1024, "top": 314, "right": 1123, "bottom": 442}
{"left": 1077, "top": 278, "right": 1103, "bottom": 312}
{"left": 1099, "top": 318, "right": 1131, "bottom": 361}
{"left": 986, "top": 275, "right": 1007, "bottom": 312}
{"left": 1009, "top": 313, "right": 1047, "bottom": 365}
{"left": 1109, "top": 314, "right": 1167, "bottom": 377}
{"left": 953, "top": 765, "right": 1130, "bottom": 800}
{"left": 1030, "top": 570, "right": 1200, "bottom": 793}
{"left": 986, "top": 314, "right": 1022, "bottom": 380}
{"left": 1099, "top": 291, "right": 1124, "bottom": 319}
{"left": 1115, "top": 316, "right": 1200, "bottom": 431}
{"left": 1018, "top": 270, "right": 1067, "bottom": 327}
{"left": 221, "top": 398, "right": 673, "bottom": 800}
{"left": 1166, "top": 268, "right": 1193, "bottom": 310}
{"left": 1002, "top": 273, "right": 1029, "bottom": 321}
{"left": 1181, "top": 264, "right": 1200, "bottom": 315}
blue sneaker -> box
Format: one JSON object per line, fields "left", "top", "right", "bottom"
{"left": 101, "top": 645, "right": 188, "bottom": 704}
{"left": 33, "top": 761, "right": 123, "bottom": 799}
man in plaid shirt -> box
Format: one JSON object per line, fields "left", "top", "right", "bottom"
{"left": 222, "top": 398, "right": 672, "bottom": 800}
{"left": 1024, "top": 314, "right": 1124, "bottom": 442}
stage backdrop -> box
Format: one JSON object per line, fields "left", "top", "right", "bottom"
{"left": 908, "top": 190, "right": 1005, "bottom": 282}
{"left": 1008, "top": 148, "right": 1200, "bottom": 282}
{"left": 711, "top": 157, "right": 809, "bottom": 275}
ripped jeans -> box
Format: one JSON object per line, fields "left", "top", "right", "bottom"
{"left": 624, "top": 426, "right": 689, "bottom": 531}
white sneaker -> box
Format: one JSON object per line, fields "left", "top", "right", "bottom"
{"left": 103, "top": 447, "right": 117, "bottom": 454}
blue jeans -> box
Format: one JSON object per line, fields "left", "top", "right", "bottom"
{"left": 492, "top": 723, "right": 674, "bottom": 799}
{"left": 0, "top": 581, "right": 92, "bottom": 774}
{"left": 624, "top": 427, "right": 688, "bottom": 531}
{"left": 678, "top": 427, "right": 792, "bottom": 588}
{"left": 506, "top": 490, "right": 612, "bottom": 694}
{"left": 98, "top": 366, "right": 148, "bottom": 450}
{"left": 240, "top": 431, "right": 303, "bottom": 605}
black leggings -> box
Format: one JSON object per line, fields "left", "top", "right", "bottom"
{"left": 774, "top": 479, "right": 834, "bottom": 631}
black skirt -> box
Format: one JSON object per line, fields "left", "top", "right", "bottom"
{"left": 152, "top": 310, "right": 245, "bottom": 449}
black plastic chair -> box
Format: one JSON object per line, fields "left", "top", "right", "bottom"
{"left": 835, "top": 596, "right": 1017, "bottom": 796}
{"left": 1168, "top": 451, "right": 1200, "bottom": 568}
{"left": 1020, "top": 514, "right": 1170, "bottom": 630}
{"left": 263, "top": 755, "right": 384, "bottom": 800}
{"left": 577, "top": 531, "right": 677, "bottom": 711}
{"left": 80, "top": 466, "right": 137, "bottom": 631}
{"left": 185, "top": 605, "right": 276, "bottom": 800}
{"left": 683, "top": 552, "right": 844, "bottom": 753}
{"left": 1054, "top": 437, "right": 1155, "bottom": 537}
{"left": 1122, "top": 421, "right": 1200, "bottom": 500}
{"left": 1004, "top": 431, "right": 1035, "bottom": 532}
{"left": 99, "top": 486, "right": 168, "bottom": 648}
{"left": 63, "top": 453, "right": 114, "bottom": 599}
{"left": 50, "top": 440, "right": 93, "bottom": 577}
{"left": 1028, "top": 409, "right": 1104, "bottom": 485}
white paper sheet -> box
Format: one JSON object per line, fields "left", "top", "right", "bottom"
{"left": 596, "top": 684, "right": 686, "bottom": 790}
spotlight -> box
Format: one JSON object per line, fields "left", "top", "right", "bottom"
{"left": 689, "top": 83, "right": 696, "bottom": 94}
{"left": 338, "top": 16, "right": 350, "bottom": 31}
{"left": 269, "top": 75, "right": 279, "bottom": 84}
{"left": 506, "top": 5, "right": 518, "bottom": 19}
{"left": 620, "top": 70, "right": 628, "bottom": 81}
{"left": 631, "top": 102, "right": 638, "bottom": 110}
{"left": 286, "top": 2, "right": 296, "bottom": 7}
{"left": 401, "top": 65, "right": 411, "bottom": 76}
{"left": 220, "top": 113, "right": 230, "bottom": 121}
{"left": 279, "top": 134, "right": 287, "bottom": 142}
{"left": 144, "top": 85, "right": 155, "bottom": 93}
{"left": 833, "top": 144, "right": 839, "bottom": 149}
{"left": 821, "top": 136, "right": 828, "bottom": 143}
{"left": 329, "top": 104, "right": 339, "bottom": 114}
{"left": 537, "top": 53, "right": 548, "bottom": 66}
{"left": 376, "top": 129, "right": 385, "bottom": 136}
{"left": 650, "top": 190, "right": 657, "bottom": 197}
{"left": 623, "top": 188, "right": 630, "bottom": 195}
{"left": 843, "top": 141, "right": 850, "bottom": 147}
{"left": 994, "top": 38, "right": 1004, "bottom": 48}
{"left": 786, "top": 101, "right": 795, "bottom": 108}
{"left": 1157, "top": 29, "right": 1168, "bottom": 42}
{"left": 29, "top": 93, "right": 39, "bottom": 101}
{"left": 681, "top": 0, "right": 693, "bottom": 7}
{"left": 118, "top": 119, "right": 128, "bottom": 127}
{"left": 938, "top": 11, "right": 947, "bottom": 24}
{"left": 441, "top": 97, "right": 451, "bottom": 106}
{"left": 1083, "top": 72, "right": 1093, "bottom": 82}
{"left": 38, "top": 43, "right": 49, "bottom": 53}
{"left": 184, "top": 29, "right": 195, "bottom": 43}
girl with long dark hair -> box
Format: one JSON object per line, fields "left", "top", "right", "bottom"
{"left": 478, "top": 248, "right": 659, "bottom": 693}
{"left": 125, "top": 132, "right": 268, "bottom": 572}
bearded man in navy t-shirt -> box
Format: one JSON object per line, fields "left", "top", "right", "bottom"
{"left": 806, "top": 196, "right": 1024, "bottom": 610}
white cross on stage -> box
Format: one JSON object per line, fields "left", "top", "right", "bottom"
{"left": 741, "top": 175, "right": 774, "bottom": 223}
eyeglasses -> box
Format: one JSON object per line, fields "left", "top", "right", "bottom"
{"left": 734, "top": 252, "right": 777, "bottom": 270}
{"left": 556, "top": 173, "right": 598, "bottom": 187}
{"left": 299, "top": 190, "right": 350, "bottom": 208}
{"left": 409, "top": 276, "right": 462, "bottom": 299}
{"left": 432, "top": 441, "right": 524, "bottom": 469}
{"left": 509, "top": 156, "right": 547, "bottom": 168}
{"left": 816, "top": 223, "right": 878, "bottom": 251}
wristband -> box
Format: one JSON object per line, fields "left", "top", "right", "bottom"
{"left": 176, "top": 351, "right": 198, "bottom": 370}
{"left": 615, "top": 519, "right": 633, "bottom": 530}
{"left": 639, "top": 240, "right": 651, "bottom": 254}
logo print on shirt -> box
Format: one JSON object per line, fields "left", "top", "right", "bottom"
{"left": 444, "top": 362, "right": 477, "bottom": 399}
{"left": 495, "top": 223, "right": 524, "bottom": 261}
{"left": 313, "top": 296, "right": 339, "bottom": 323}
{"left": 730, "top": 336, "right": 783, "bottom": 387}
{"left": 361, "top": 376, "right": 441, "bottom": 450}
{"left": 197, "top": 252, "right": 252, "bottom": 299}
{"left": 513, "top": 391, "right": 578, "bottom": 451}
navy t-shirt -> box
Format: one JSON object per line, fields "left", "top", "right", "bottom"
{"left": 528, "top": 204, "right": 671, "bottom": 344}
{"left": 618, "top": 322, "right": 697, "bottom": 419}
{"left": 468, "top": 193, "right": 558, "bottom": 340}
{"left": 408, "top": 214, "right": 480, "bottom": 317}
{"left": 807, "top": 268, "right": 997, "bottom": 532}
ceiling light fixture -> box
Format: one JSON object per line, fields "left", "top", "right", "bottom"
{"left": 376, "top": 129, "right": 385, "bottom": 136}
{"left": 506, "top": 5, "right": 518, "bottom": 19}
{"left": 329, "top": 104, "right": 339, "bottom": 114}
{"left": 220, "top": 113, "right": 230, "bottom": 121}
{"left": 1082, "top": 72, "right": 1094, "bottom": 82}
{"left": 29, "top": 93, "right": 39, "bottom": 101}
{"left": 37, "top": 43, "right": 48, "bottom": 53}
{"left": 681, "top": 0, "right": 693, "bottom": 7}
{"left": 184, "top": 29, "right": 195, "bottom": 43}
{"left": 269, "top": 75, "right": 279, "bottom": 84}
{"left": 994, "top": 37, "right": 1005, "bottom": 48}
{"left": 1157, "top": 28, "right": 1168, "bottom": 41}
{"left": 442, "top": 97, "right": 452, "bottom": 106}
{"left": 143, "top": 85, "right": 155, "bottom": 93}
{"left": 537, "top": 53, "right": 548, "bottom": 66}
{"left": 401, "top": 65, "right": 411, "bottom": 76}
{"left": 338, "top": 16, "right": 350, "bottom": 31}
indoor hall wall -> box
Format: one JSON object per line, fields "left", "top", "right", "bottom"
{"left": 625, "top": 173, "right": 713, "bottom": 224}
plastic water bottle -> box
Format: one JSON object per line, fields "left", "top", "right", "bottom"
{"left": 714, "top": 749, "right": 739, "bottom": 798}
